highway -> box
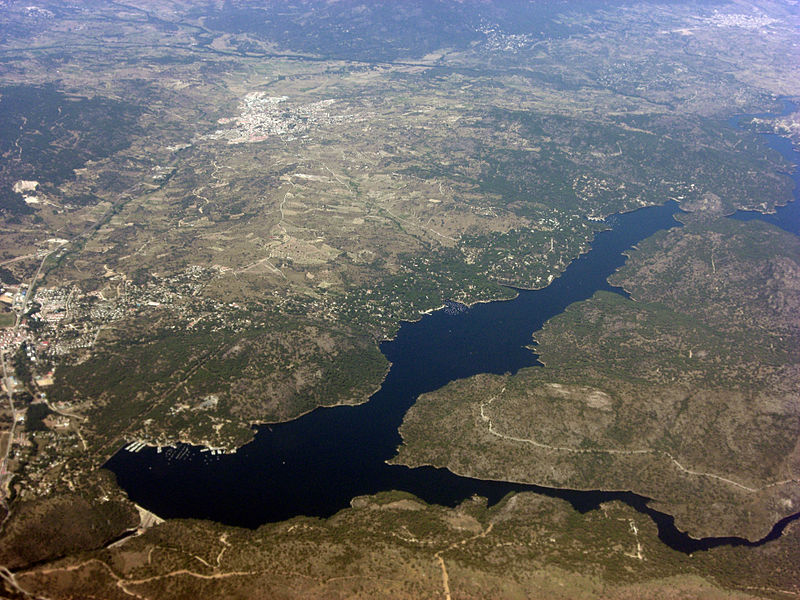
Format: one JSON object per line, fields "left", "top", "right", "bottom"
{"left": 0, "top": 352, "right": 17, "bottom": 513}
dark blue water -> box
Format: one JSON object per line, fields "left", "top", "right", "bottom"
{"left": 106, "top": 201, "right": 682, "bottom": 522}
{"left": 730, "top": 99, "right": 800, "bottom": 236}
{"left": 106, "top": 99, "right": 800, "bottom": 554}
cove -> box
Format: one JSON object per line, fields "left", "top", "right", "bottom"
{"left": 106, "top": 101, "right": 800, "bottom": 555}
{"left": 730, "top": 98, "right": 800, "bottom": 237}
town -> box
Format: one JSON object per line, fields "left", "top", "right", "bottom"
{"left": 0, "top": 262, "right": 260, "bottom": 505}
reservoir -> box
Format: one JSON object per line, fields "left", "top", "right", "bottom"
{"left": 106, "top": 100, "right": 800, "bottom": 554}
{"left": 730, "top": 98, "right": 800, "bottom": 237}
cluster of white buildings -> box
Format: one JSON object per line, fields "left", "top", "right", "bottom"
{"left": 478, "top": 25, "right": 539, "bottom": 53}
{"left": 0, "top": 329, "right": 26, "bottom": 352}
{"left": 208, "top": 93, "right": 349, "bottom": 144}
{"left": 705, "top": 12, "right": 778, "bottom": 29}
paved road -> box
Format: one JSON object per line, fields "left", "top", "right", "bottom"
{"left": 0, "top": 352, "right": 17, "bottom": 511}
